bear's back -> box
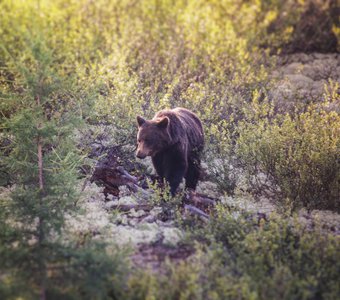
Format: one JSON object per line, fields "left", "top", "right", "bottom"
{"left": 154, "top": 108, "right": 204, "bottom": 151}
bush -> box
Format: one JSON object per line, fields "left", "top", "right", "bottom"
{"left": 204, "top": 120, "right": 239, "bottom": 195}
{"left": 208, "top": 205, "right": 340, "bottom": 300}
{"left": 0, "top": 37, "right": 128, "bottom": 300}
{"left": 123, "top": 206, "right": 340, "bottom": 300}
{"left": 236, "top": 91, "right": 340, "bottom": 212}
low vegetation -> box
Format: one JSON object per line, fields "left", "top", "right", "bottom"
{"left": 237, "top": 91, "right": 340, "bottom": 212}
{"left": 125, "top": 207, "right": 340, "bottom": 300}
{"left": 0, "top": 0, "right": 339, "bottom": 299}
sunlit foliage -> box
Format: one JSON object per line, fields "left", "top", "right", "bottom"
{"left": 0, "top": 1, "right": 339, "bottom": 298}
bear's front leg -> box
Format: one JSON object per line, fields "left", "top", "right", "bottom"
{"left": 152, "top": 153, "right": 165, "bottom": 179}
{"left": 165, "top": 159, "right": 187, "bottom": 196}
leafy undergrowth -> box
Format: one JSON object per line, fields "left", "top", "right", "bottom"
{"left": 62, "top": 174, "right": 340, "bottom": 300}
{"left": 1, "top": 178, "right": 339, "bottom": 299}
{"left": 236, "top": 93, "right": 340, "bottom": 212}
{"left": 65, "top": 116, "right": 340, "bottom": 299}
{"left": 1, "top": 1, "right": 339, "bottom": 298}
{"left": 122, "top": 204, "right": 340, "bottom": 300}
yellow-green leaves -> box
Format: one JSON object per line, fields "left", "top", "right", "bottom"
{"left": 237, "top": 96, "right": 340, "bottom": 211}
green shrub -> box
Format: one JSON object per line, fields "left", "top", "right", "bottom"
{"left": 1, "top": 1, "right": 338, "bottom": 298}
{"left": 123, "top": 206, "right": 340, "bottom": 300}
{"left": 209, "top": 205, "right": 340, "bottom": 300}
{"left": 0, "top": 0, "right": 274, "bottom": 148}
{"left": 0, "top": 37, "right": 128, "bottom": 300}
{"left": 204, "top": 119, "right": 239, "bottom": 195}
{"left": 236, "top": 92, "right": 340, "bottom": 212}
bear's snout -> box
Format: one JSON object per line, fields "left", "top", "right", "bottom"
{"left": 136, "top": 150, "right": 147, "bottom": 159}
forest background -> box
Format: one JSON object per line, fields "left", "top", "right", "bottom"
{"left": 0, "top": 0, "right": 339, "bottom": 299}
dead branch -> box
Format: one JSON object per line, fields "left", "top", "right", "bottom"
{"left": 184, "top": 204, "right": 209, "bottom": 220}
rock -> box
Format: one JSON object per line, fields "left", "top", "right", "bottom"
{"left": 104, "top": 200, "right": 117, "bottom": 209}
{"left": 311, "top": 80, "right": 327, "bottom": 94}
{"left": 196, "top": 181, "right": 220, "bottom": 198}
{"left": 128, "top": 218, "right": 139, "bottom": 227}
{"left": 282, "top": 62, "right": 304, "bottom": 75}
{"left": 300, "top": 64, "right": 317, "bottom": 80}
{"left": 142, "top": 215, "right": 157, "bottom": 223}
{"left": 284, "top": 74, "right": 314, "bottom": 85}
{"left": 331, "top": 66, "right": 340, "bottom": 80}
{"left": 149, "top": 207, "right": 163, "bottom": 217}
{"left": 162, "top": 228, "right": 183, "bottom": 246}
{"left": 118, "top": 185, "right": 132, "bottom": 197}
{"left": 270, "top": 53, "right": 340, "bottom": 112}
{"left": 119, "top": 214, "right": 129, "bottom": 225}
{"left": 292, "top": 53, "right": 312, "bottom": 64}
{"left": 313, "top": 53, "right": 337, "bottom": 60}
{"left": 129, "top": 209, "right": 147, "bottom": 218}
{"left": 117, "top": 195, "right": 138, "bottom": 205}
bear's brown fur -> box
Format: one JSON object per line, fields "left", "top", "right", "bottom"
{"left": 136, "top": 107, "right": 204, "bottom": 195}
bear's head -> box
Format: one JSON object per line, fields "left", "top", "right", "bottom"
{"left": 136, "top": 115, "right": 171, "bottom": 159}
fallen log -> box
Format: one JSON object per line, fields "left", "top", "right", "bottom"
{"left": 189, "top": 193, "right": 216, "bottom": 207}
{"left": 91, "top": 149, "right": 140, "bottom": 197}
{"left": 184, "top": 204, "right": 209, "bottom": 221}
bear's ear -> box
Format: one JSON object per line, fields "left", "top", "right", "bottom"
{"left": 137, "top": 116, "right": 146, "bottom": 127}
{"left": 157, "top": 116, "right": 169, "bottom": 129}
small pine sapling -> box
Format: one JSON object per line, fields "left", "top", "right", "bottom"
{"left": 0, "top": 38, "right": 125, "bottom": 299}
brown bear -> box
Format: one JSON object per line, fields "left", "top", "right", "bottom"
{"left": 136, "top": 107, "right": 204, "bottom": 195}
